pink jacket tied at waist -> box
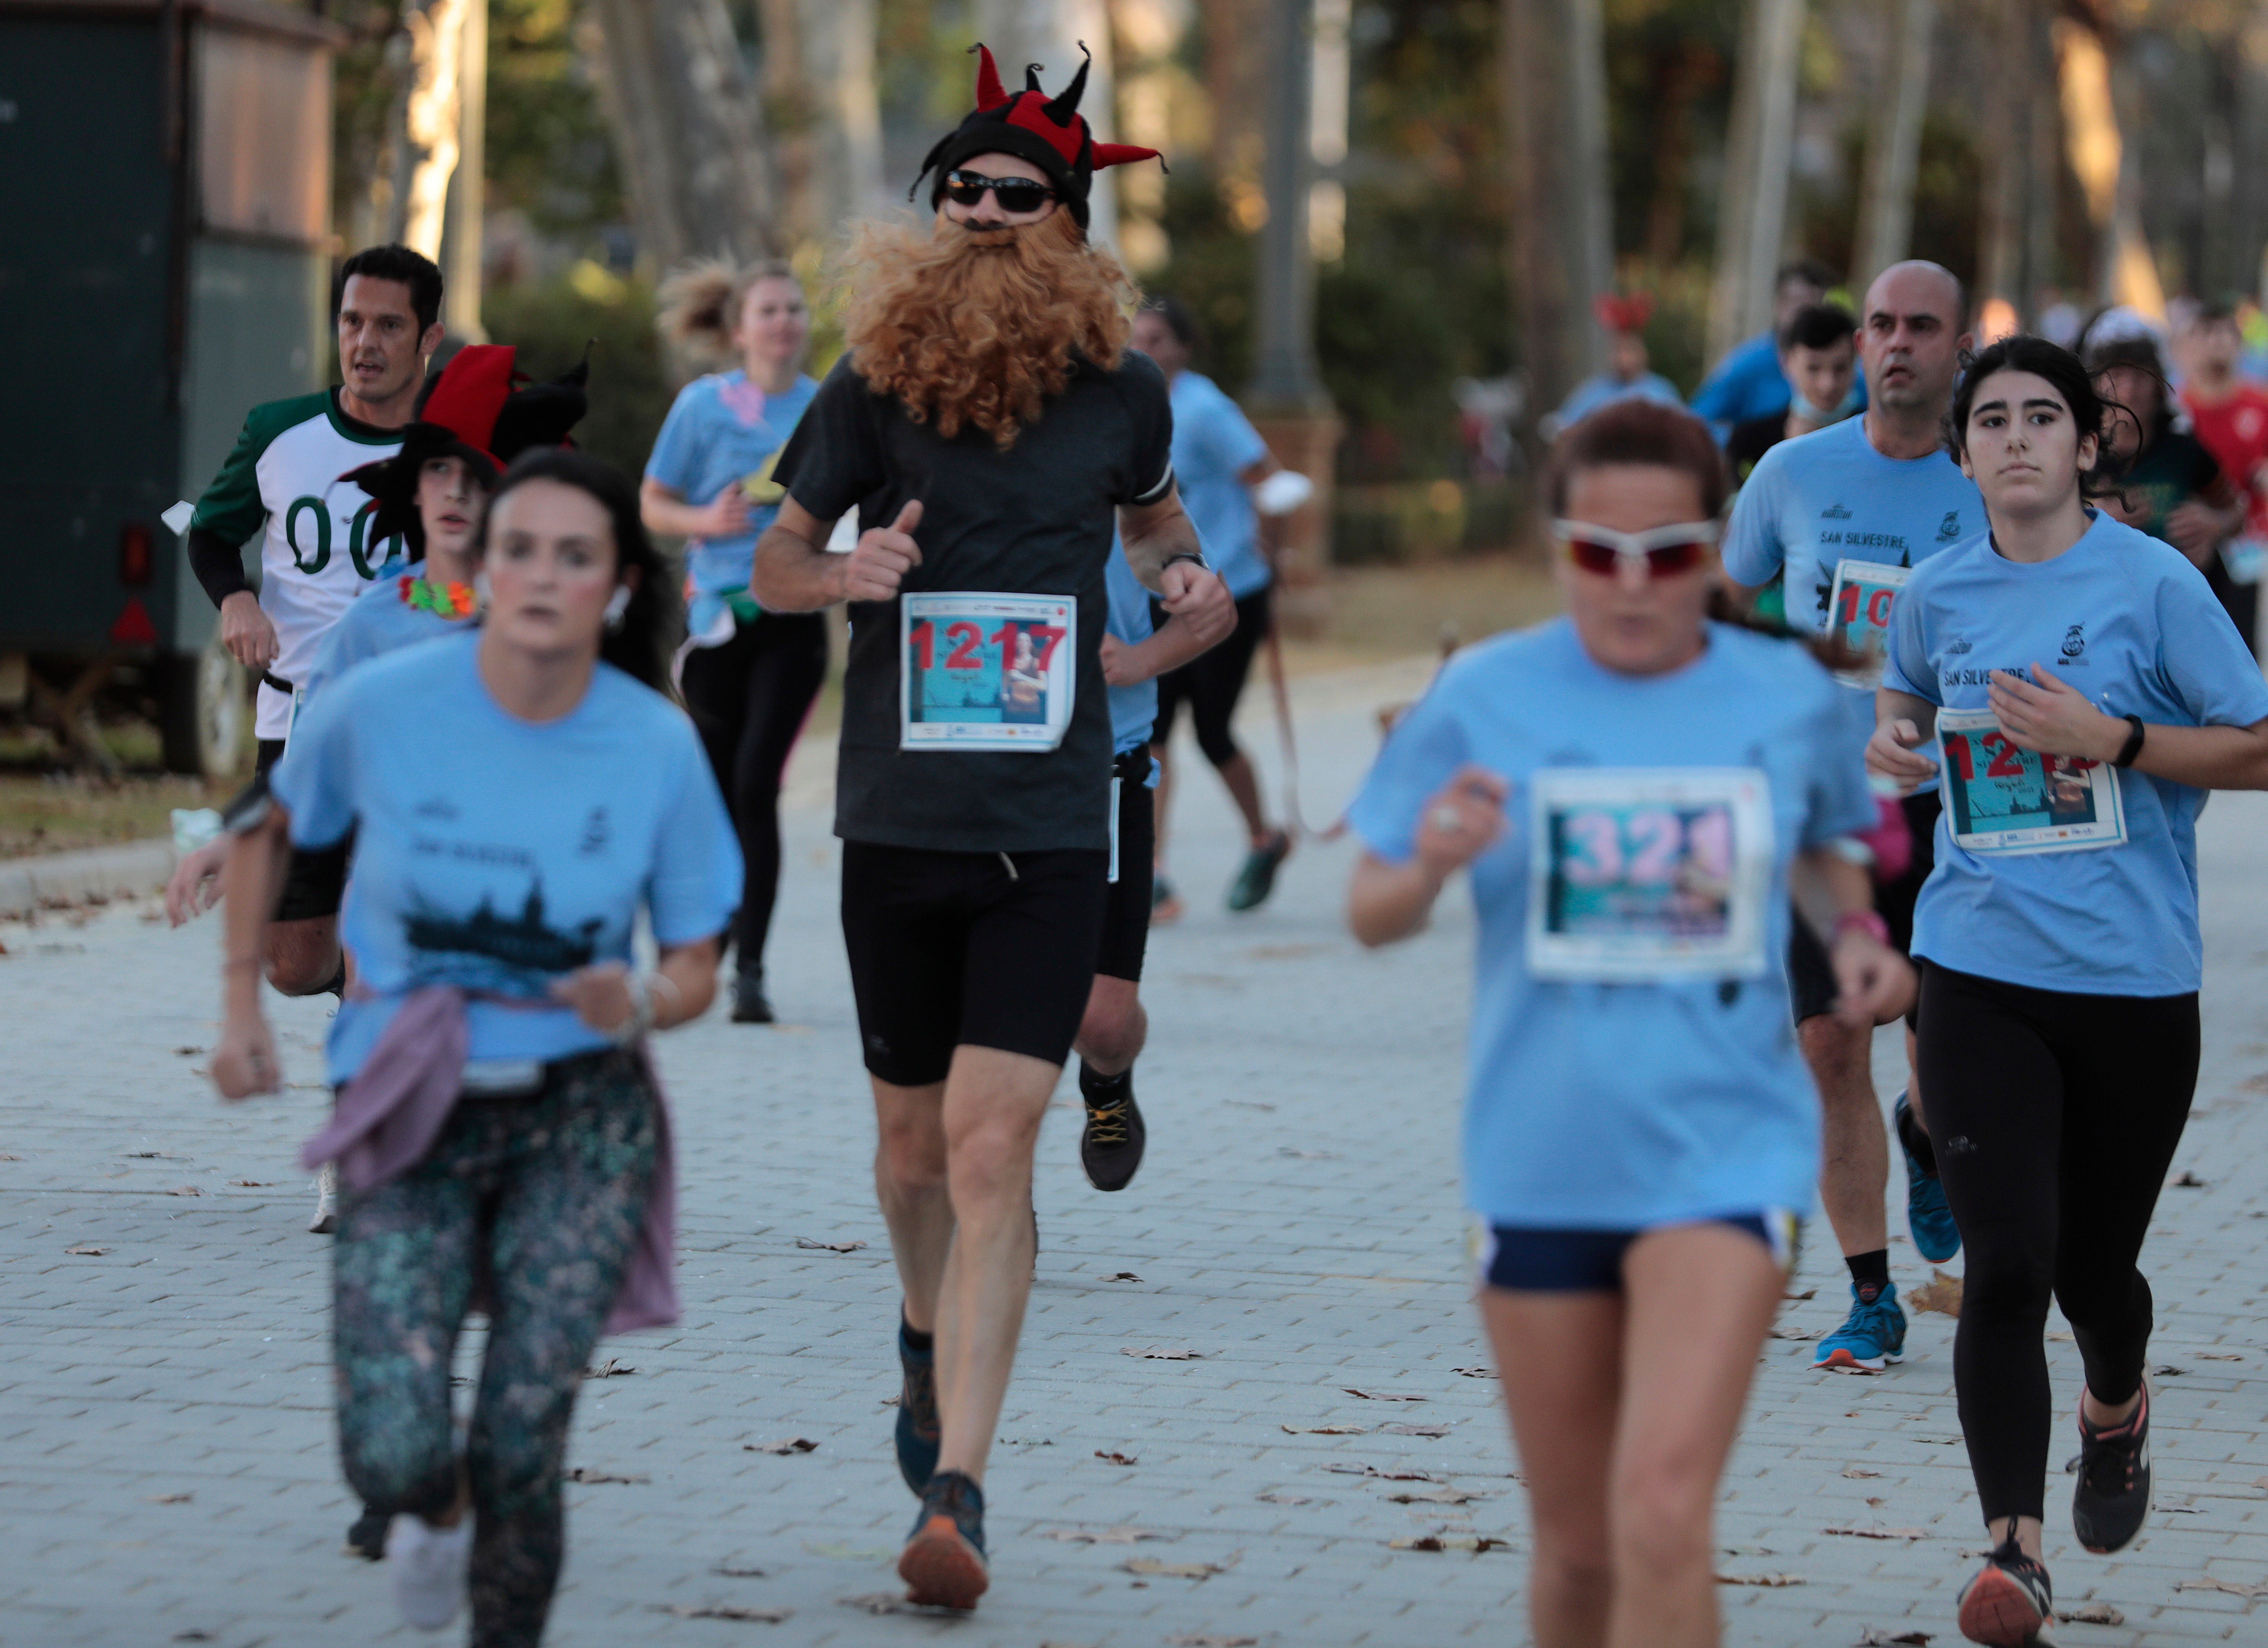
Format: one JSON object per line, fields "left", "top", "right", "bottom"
{"left": 299, "top": 984, "right": 680, "bottom": 1333}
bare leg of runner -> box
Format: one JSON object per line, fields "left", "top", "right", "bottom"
{"left": 267, "top": 915, "right": 341, "bottom": 996}
{"left": 873, "top": 1045, "right": 1057, "bottom": 1483}
{"left": 1803, "top": 1017, "right": 1888, "bottom": 1256}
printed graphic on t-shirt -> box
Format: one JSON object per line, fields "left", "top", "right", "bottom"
{"left": 402, "top": 874, "right": 604, "bottom": 992}
{"left": 900, "top": 592, "right": 1076, "bottom": 751}
{"left": 1826, "top": 559, "right": 1912, "bottom": 688}
{"left": 1526, "top": 767, "right": 1774, "bottom": 981}
{"left": 1936, "top": 708, "right": 2127, "bottom": 854}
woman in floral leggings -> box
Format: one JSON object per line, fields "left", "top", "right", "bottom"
{"left": 212, "top": 450, "right": 742, "bottom": 1643}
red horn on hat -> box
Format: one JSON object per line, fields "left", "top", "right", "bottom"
{"left": 970, "top": 42, "right": 1008, "bottom": 111}
{"left": 1093, "top": 142, "right": 1163, "bottom": 171}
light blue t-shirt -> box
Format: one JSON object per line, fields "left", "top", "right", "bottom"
{"left": 645, "top": 370, "right": 821, "bottom": 634}
{"left": 1884, "top": 512, "right": 2268, "bottom": 996}
{"left": 1722, "top": 414, "right": 1984, "bottom": 636}
{"left": 1689, "top": 331, "right": 1787, "bottom": 436}
{"left": 271, "top": 631, "right": 741, "bottom": 1083}
{"left": 299, "top": 576, "right": 476, "bottom": 706}
{"left": 1167, "top": 371, "right": 1272, "bottom": 598}
{"left": 1555, "top": 371, "right": 1684, "bottom": 429}
{"left": 1348, "top": 618, "right": 1876, "bottom": 1229}
{"left": 1104, "top": 547, "right": 1157, "bottom": 759}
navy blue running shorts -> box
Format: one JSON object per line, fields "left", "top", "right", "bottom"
{"left": 1480, "top": 1209, "right": 1800, "bottom": 1293}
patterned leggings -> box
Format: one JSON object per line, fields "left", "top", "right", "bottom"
{"left": 333, "top": 1048, "right": 657, "bottom": 1648}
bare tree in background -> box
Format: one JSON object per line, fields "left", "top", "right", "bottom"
{"left": 586, "top": 0, "right": 783, "bottom": 267}
{"left": 1502, "top": 0, "right": 1613, "bottom": 427}
{"left": 760, "top": 0, "right": 886, "bottom": 249}
{"left": 1853, "top": 0, "right": 1935, "bottom": 288}
{"left": 2056, "top": 7, "right": 2162, "bottom": 317}
{"left": 1707, "top": 0, "right": 1803, "bottom": 362}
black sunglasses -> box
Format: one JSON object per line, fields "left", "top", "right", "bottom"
{"left": 943, "top": 169, "right": 1056, "bottom": 214}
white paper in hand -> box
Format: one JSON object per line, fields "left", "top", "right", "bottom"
{"left": 162, "top": 500, "right": 196, "bottom": 535}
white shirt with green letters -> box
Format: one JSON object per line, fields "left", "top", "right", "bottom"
{"left": 191, "top": 389, "right": 406, "bottom": 740}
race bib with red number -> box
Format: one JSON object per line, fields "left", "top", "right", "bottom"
{"left": 900, "top": 592, "right": 1075, "bottom": 751}
{"left": 1525, "top": 767, "right": 1775, "bottom": 981}
{"left": 1936, "top": 707, "right": 2126, "bottom": 854}
{"left": 1826, "top": 558, "right": 1911, "bottom": 688}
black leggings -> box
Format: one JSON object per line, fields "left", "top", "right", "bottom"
{"left": 1916, "top": 962, "right": 2198, "bottom": 1525}
{"left": 1153, "top": 584, "right": 1270, "bottom": 769}
{"left": 680, "top": 611, "right": 828, "bottom": 976}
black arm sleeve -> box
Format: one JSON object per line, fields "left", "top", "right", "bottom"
{"left": 188, "top": 527, "right": 252, "bottom": 608}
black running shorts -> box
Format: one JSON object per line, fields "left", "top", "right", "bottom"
{"left": 253, "top": 738, "right": 350, "bottom": 923}
{"left": 840, "top": 840, "right": 1110, "bottom": 1087}
{"left": 1095, "top": 746, "right": 1156, "bottom": 983}
{"left": 1787, "top": 788, "right": 1940, "bottom": 1025}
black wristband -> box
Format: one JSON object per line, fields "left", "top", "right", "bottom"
{"left": 2112, "top": 713, "right": 2146, "bottom": 769}
{"left": 1160, "top": 551, "right": 1211, "bottom": 575}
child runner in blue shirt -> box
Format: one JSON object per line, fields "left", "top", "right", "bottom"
{"left": 1869, "top": 335, "right": 2268, "bottom": 1647}
{"left": 210, "top": 451, "right": 739, "bottom": 1647}
{"left": 1348, "top": 400, "right": 1911, "bottom": 1648}
{"left": 643, "top": 260, "right": 828, "bottom": 1023}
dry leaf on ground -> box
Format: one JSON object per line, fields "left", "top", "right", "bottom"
{"left": 794, "top": 1238, "right": 867, "bottom": 1253}
{"left": 1380, "top": 1422, "right": 1450, "bottom": 1437}
{"left": 228, "top": 1179, "right": 268, "bottom": 1187}
{"left": 1858, "top": 1631, "right": 1933, "bottom": 1646}
{"left": 1042, "top": 1525, "right": 1166, "bottom": 1544}
{"left": 1103, "top": 1271, "right": 1142, "bottom": 1282}
{"left": 1342, "top": 1387, "right": 1427, "bottom": 1402}
{"left": 1164, "top": 1636, "right": 1259, "bottom": 1648}
{"left": 1390, "top": 1534, "right": 1511, "bottom": 1553}
{"left": 1122, "top": 1346, "right": 1201, "bottom": 1360}
{"left": 744, "top": 1438, "right": 818, "bottom": 1455}
{"left": 1907, "top": 1270, "right": 1963, "bottom": 1318}
{"left": 712, "top": 1564, "right": 767, "bottom": 1577}
{"left": 1094, "top": 1450, "right": 1140, "bottom": 1466}
{"left": 1825, "top": 1524, "right": 1927, "bottom": 1540}
{"left": 1388, "top": 1486, "right": 1488, "bottom": 1505}
{"left": 581, "top": 1358, "right": 635, "bottom": 1379}
{"left": 147, "top": 1493, "right": 193, "bottom": 1504}
{"left": 836, "top": 1593, "right": 911, "bottom": 1615}
{"left": 2056, "top": 1602, "right": 2124, "bottom": 1624}
{"left": 1716, "top": 1572, "right": 1803, "bottom": 1586}
{"left": 2197, "top": 1351, "right": 2243, "bottom": 1360}
{"left": 2155, "top": 1364, "right": 2190, "bottom": 1377}
{"left": 125, "top": 1151, "right": 171, "bottom": 1158}
{"left": 565, "top": 1467, "right": 648, "bottom": 1484}
{"left": 1278, "top": 1147, "right": 1339, "bottom": 1159}
{"left": 1450, "top": 1366, "right": 1495, "bottom": 1378}
{"left": 1784, "top": 1287, "right": 1817, "bottom": 1301}
{"left": 1281, "top": 1423, "right": 1366, "bottom": 1435}
{"left": 1842, "top": 1466, "right": 1883, "bottom": 1479}
{"left": 2167, "top": 1169, "right": 2206, "bottom": 1187}
{"left": 2178, "top": 1577, "right": 2268, "bottom": 1598}
{"left": 1255, "top": 1491, "right": 1312, "bottom": 1505}
{"left": 64, "top": 1244, "right": 109, "bottom": 1255}
{"left": 652, "top": 1603, "right": 791, "bottom": 1622}
{"left": 801, "top": 1542, "right": 894, "bottom": 1561}
{"left": 1769, "top": 1327, "right": 1820, "bottom": 1341}
{"left": 1327, "top": 1463, "right": 1437, "bottom": 1480}
{"left": 1122, "top": 1558, "right": 1222, "bottom": 1580}
{"left": 163, "top": 1185, "right": 204, "bottom": 1196}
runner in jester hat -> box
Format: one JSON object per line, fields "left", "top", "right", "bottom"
{"left": 752, "top": 43, "right": 1228, "bottom": 1611}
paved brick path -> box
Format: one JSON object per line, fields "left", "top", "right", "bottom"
{"left": 5, "top": 655, "right": 2268, "bottom": 1646}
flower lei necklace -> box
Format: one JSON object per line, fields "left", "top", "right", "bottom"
{"left": 398, "top": 575, "right": 477, "bottom": 618}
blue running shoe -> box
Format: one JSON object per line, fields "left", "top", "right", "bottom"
{"left": 1812, "top": 1280, "right": 1906, "bottom": 1373}
{"left": 1896, "top": 1094, "right": 1962, "bottom": 1263}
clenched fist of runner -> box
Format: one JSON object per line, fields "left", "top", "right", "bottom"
{"left": 838, "top": 499, "right": 924, "bottom": 603}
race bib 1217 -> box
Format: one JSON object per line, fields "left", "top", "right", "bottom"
{"left": 1526, "top": 767, "right": 1775, "bottom": 982}
{"left": 900, "top": 592, "right": 1075, "bottom": 751}
{"left": 1826, "top": 558, "right": 1911, "bottom": 688}
{"left": 1936, "top": 707, "right": 2126, "bottom": 854}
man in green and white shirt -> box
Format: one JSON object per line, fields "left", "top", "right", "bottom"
{"left": 188, "top": 244, "right": 446, "bottom": 758}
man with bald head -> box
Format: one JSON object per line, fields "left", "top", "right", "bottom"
{"left": 1723, "top": 260, "right": 1981, "bottom": 1376}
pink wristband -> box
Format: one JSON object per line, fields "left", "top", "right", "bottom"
{"left": 1832, "top": 910, "right": 1891, "bottom": 947}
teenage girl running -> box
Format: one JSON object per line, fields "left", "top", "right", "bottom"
{"left": 1869, "top": 335, "right": 2268, "bottom": 1645}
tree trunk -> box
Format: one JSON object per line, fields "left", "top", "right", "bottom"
{"left": 1707, "top": 0, "right": 1803, "bottom": 363}
{"left": 2055, "top": 14, "right": 2161, "bottom": 317}
{"left": 1201, "top": 0, "right": 1268, "bottom": 195}
{"left": 1644, "top": 50, "right": 1705, "bottom": 272}
{"left": 975, "top": 0, "right": 1123, "bottom": 247}
{"left": 439, "top": 0, "right": 486, "bottom": 340}
{"left": 799, "top": 0, "right": 885, "bottom": 236}
{"left": 1854, "top": 0, "right": 1935, "bottom": 288}
{"left": 1977, "top": 0, "right": 2027, "bottom": 314}
{"left": 1503, "top": 0, "right": 1614, "bottom": 428}
{"left": 392, "top": 0, "right": 469, "bottom": 259}
{"left": 585, "top": 0, "right": 782, "bottom": 269}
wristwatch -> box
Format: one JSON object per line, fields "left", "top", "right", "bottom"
{"left": 2111, "top": 713, "right": 2146, "bottom": 769}
{"left": 1160, "top": 551, "right": 1212, "bottom": 576}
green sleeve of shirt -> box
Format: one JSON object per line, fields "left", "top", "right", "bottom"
{"left": 189, "top": 390, "right": 331, "bottom": 546}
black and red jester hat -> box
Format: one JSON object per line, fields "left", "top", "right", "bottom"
{"left": 910, "top": 42, "right": 1162, "bottom": 235}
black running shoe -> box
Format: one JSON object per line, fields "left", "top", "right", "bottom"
{"left": 1957, "top": 1539, "right": 2053, "bottom": 1646}
{"left": 2072, "top": 1382, "right": 2152, "bottom": 1553}
{"left": 344, "top": 1504, "right": 388, "bottom": 1561}
{"left": 899, "top": 1469, "right": 987, "bottom": 1611}
{"left": 1226, "top": 830, "right": 1292, "bottom": 912}
{"left": 1078, "top": 1062, "right": 1147, "bottom": 1192}
{"left": 895, "top": 1320, "right": 940, "bottom": 1495}
{"left": 730, "top": 970, "right": 775, "bottom": 1024}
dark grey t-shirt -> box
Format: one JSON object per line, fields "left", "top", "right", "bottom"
{"left": 775, "top": 349, "right": 1175, "bottom": 853}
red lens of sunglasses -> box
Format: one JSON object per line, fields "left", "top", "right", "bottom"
{"left": 1564, "top": 537, "right": 1709, "bottom": 578}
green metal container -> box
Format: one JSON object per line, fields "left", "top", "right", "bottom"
{"left": 0, "top": 0, "right": 339, "bottom": 775}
